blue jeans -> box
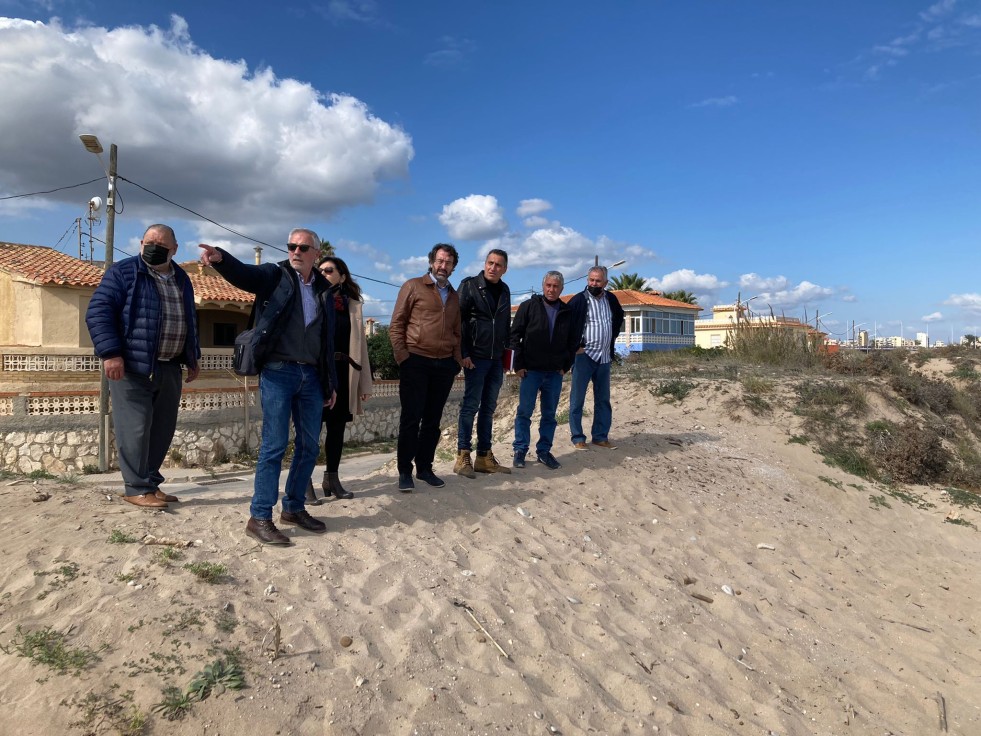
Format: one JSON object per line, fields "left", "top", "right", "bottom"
{"left": 457, "top": 357, "right": 505, "bottom": 452}
{"left": 569, "top": 353, "right": 612, "bottom": 445}
{"left": 252, "top": 362, "right": 323, "bottom": 520}
{"left": 513, "top": 370, "right": 563, "bottom": 456}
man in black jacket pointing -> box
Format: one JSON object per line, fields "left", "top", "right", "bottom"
{"left": 200, "top": 230, "right": 336, "bottom": 546}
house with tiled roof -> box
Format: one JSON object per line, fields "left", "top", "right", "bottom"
{"left": 0, "top": 242, "right": 261, "bottom": 389}
{"left": 511, "top": 288, "right": 702, "bottom": 353}
{"left": 0, "top": 241, "right": 255, "bottom": 351}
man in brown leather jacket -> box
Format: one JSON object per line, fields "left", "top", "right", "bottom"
{"left": 389, "top": 243, "right": 464, "bottom": 492}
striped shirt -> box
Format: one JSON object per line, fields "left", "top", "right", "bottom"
{"left": 583, "top": 291, "right": 612, "bottom": 364}
{"left": 298, "top": 273, "right": 319, "bottom": 326}
{"left": 148, "top": 268, "right": 187, "bottom": 361}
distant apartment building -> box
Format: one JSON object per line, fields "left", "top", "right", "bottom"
{"left": 916, "top": 331, "right": 929, "bottom": 347}
{"left": 858, "top": 330, "right": 869, "bottom": 348}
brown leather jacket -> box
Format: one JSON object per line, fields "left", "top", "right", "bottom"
{"left": 389, "top": 274, "right": 463, "bottom": 365}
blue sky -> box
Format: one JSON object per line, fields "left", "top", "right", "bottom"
{"left": 1, "top": 0, "right": 979, "bottom": 341}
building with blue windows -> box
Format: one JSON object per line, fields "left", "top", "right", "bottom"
{"left": 610, "top": 290, "right": 702, "bottom": 353}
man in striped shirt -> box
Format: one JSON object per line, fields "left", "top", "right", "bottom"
{"left": 567, "top": 266, "right": 625, "bottom": 450}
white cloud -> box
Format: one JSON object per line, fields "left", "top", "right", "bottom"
{"left": 316, "top": 0, "right": 380, "bottom": 24}
{"left": 645, "top": 269, "right": 729, "bottom": 293}
{"left": 739, "top": 273, "right": 790, "bottom": 291}
{"left": 0, "top": 15, "right": 413, "bottom": 241}
{"left": 922, "top": 311, "right": 944, "bottom": 322}
{"left": 425, "top": 36, "right": 476, "bottom": 67}
{"left": 757, "top": 280, "right": 835, "bottom": 309}
{"left": 921, "top": 0, "right": 957, "bottom": 22}
{"left": 944, "top": 292, "right": 981, "bottom": 314}
{"left": 841, "top": 294, "right": 858, "bottom": 303}
{"left": 522, "top": 215, "right": 550, "bottom": 228}
{"left": 516, "top": 198, "right": 552, "bottom": 217}
{"left": 479, "top": 225, "right": 653, "bottom": 279}
{"left": 689, "top": 95, "right": 738, "bottom": 108}
{"left": 438, "top": 194, "right": 508, "bottom": 240}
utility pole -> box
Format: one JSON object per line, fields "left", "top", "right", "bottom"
{"left": 95, "top": 145, "right": 117, "bottom": 471}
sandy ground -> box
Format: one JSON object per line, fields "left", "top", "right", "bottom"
{"left": 1, "top": 378, "right": 979, "bottom": 736}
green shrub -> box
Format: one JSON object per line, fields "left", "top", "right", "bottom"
{"left": 891, "top": 374, "right": 955, "bottom": 414}
{"left": 651, "top": 379, "right": 695, "bottom": 402}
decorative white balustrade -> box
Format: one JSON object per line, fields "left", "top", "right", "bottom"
{"left": 3, "top": 354, "right": 102, "bottom": 372}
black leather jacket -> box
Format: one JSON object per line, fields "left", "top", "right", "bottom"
{"left": 458, "top": 272, "right": 511, "bottom": 360}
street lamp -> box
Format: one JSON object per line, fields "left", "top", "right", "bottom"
{"left": 79, "top": 134, "right": 118, "bottom": 471}
{"left": 568, "top": 259, "right": 627, "bottom": 284}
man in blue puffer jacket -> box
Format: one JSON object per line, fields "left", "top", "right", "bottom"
{"left": 85, "top": 224, "right": 201, "bottom": 509}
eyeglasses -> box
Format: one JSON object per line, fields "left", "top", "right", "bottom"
{"left": 287, "top": 243, "right": 313, "bottom": 253}
{"left": 320, "top": 266, "right": 335, "bottom": 274}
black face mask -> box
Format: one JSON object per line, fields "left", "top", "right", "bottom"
{"left": 587, "top": 285, "right": 605, "bottom": 297}
{"left": 141, "top": 243, "right": 172, "bottom": 267}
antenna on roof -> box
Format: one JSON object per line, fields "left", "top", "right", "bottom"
{"left": 85, "top": 196, "right": 103, "bottom": 261}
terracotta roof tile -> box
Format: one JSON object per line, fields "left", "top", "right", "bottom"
{"left": 186, "top": 271, "right": 254, "bottom": 304}
{"left": 0, "top": 242, "right": 105, "bottom": 287}
{"left": 557, "top": 289, "right": 702, "bottom": 310}
{"left": 611, "top": 289, "right": 702, "bottom": 310}
{"left": 0, "top": 244, "right": 254, "bottom": 304}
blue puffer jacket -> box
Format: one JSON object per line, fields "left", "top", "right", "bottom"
{"left": 85, "top": 256, "right": 200, "bottom": 376}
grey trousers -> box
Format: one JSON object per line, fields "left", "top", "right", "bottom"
{"left": 108, "top": 362, "right": 183, "bottom": 497}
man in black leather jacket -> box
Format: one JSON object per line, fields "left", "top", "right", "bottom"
{"left": 200, "top": 230, "right": 336, "bottom": 546}
{"left": 454, "top": 249, "right": 512, "bottom": 477}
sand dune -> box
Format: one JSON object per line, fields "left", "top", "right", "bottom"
{"left": 0, "top": 378, "right": 978, "bottom": 735}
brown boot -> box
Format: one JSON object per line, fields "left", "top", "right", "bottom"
{"left": 325, "top": 472, "right": 354, "bottom": 499}
{"left": 453, "top": 449, "right": 477, "bottom": 479}
{"left": 245, "top": 518, "right": 291, "bottom": 546}
{"left": 305, "top": 479, "right": 323, "bottom": 505}
{"left": 474, "top": 450, "right": 511, "bottom": 474}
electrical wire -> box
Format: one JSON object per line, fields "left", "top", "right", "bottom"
{"left": 118, "top": 176, "right": 278, "bottom": 251}
{"left": 52, "top": 219, "right": 80, "bottom": 253}
{"left": 0, "top": 178, "right": 105, "bottom": 201}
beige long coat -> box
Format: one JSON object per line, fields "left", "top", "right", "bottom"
{"left": 344, "top": 298, "right": 373, "bottom": 416}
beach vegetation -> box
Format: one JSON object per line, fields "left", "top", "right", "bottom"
{"left": 66, "top": 690, "right": 147, "bottom": 736}
{"left": 108, "top": 529, "right": 139, "bottom": 544}
{"left": 1, "top": 626, "right": 103, "bottom": 675}
{"left": 183, "top": 562, "right": 228, "bottom": 584}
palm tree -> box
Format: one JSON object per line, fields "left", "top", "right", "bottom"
{"left": 608, "top": 272, "right": 651, "bottom": 292}
{"left": 661, "top": 290, "right": 698, "bottom": 305}
{"left": 964, "top": 334, "right": 978, "bottom": 348}
{"left": 319, "top": 238, "right": 335, "bottom": 259}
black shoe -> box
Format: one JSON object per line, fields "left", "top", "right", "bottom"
{"left": 280, "top": 509, "right": 327, "bottom": 534}
{"left": 305, "top": 480, "right": 323, "bottom": 505}
{"left": 416, "top": 470, "right": 445, "bottom": 488}
{"left": 513, "top": 452, "right": 526, "bottom": 469}
{"left": 324, "top": 472, "right": 354, "bottom": 500}
{"left": 536, "top": 452, "right": 561, "bottom": 470}
{"left": 246, "top": 517, "right": 291, "bottom": 546}
{"left": 398, "top": 473, "right": 415, "bottom": 493}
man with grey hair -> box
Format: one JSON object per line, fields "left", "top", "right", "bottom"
{"left": 200, "top": 229, "right": 337, "bottom": 546}
{"left": 509, "top": 270, "right": 578, "bottom": 469}
{"left": 567, "top": 265, "right": 624, "bottom": 450}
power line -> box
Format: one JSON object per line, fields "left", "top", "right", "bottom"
{"left": 118, "top": 176, "right": 280, "bottom": 251}
{"left": 0, "top": 177, "right": 105, "bottom": 201}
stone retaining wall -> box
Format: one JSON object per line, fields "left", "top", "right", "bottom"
{"left": 0, "top": 384, "right": 492, "bottom": 474}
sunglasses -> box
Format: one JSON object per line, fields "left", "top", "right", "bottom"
{"left": 287, "top": 243, "right": 313, "bottom": 253}
{"left": 320, "top": 266, "right": 335, "bottom": 274}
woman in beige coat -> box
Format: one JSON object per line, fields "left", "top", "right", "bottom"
{"left": 308, "top": 255, "right": 372, "bottom": 502}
